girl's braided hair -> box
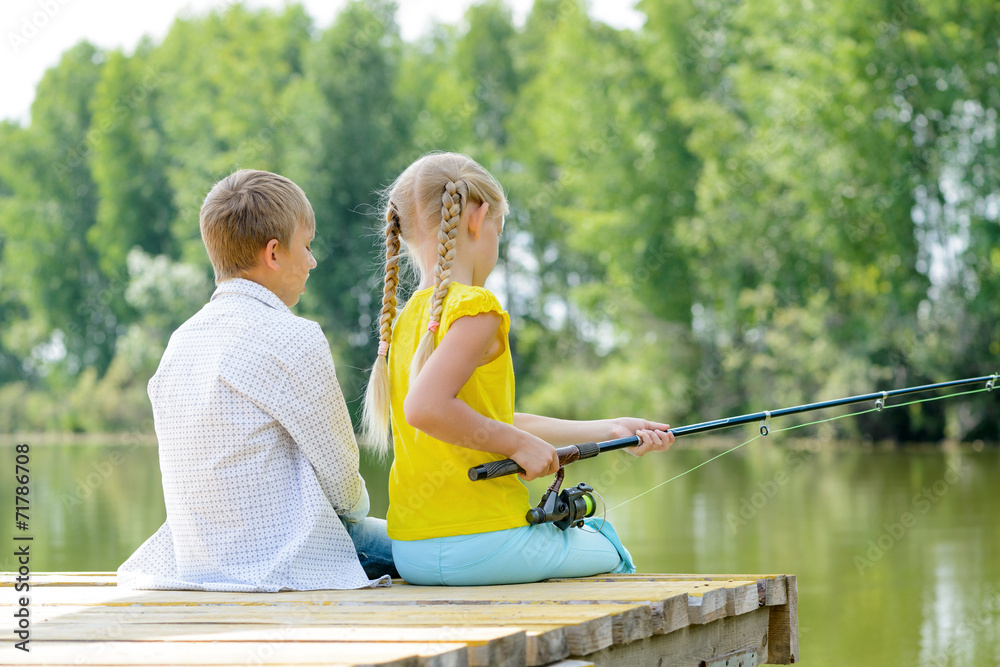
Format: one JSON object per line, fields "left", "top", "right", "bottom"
{"left": 360, "top": 153, "right": 508, "bottom": 456}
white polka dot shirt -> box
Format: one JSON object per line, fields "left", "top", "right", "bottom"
{"left": 117, "top": 278, "right": 388, "bottom": 591}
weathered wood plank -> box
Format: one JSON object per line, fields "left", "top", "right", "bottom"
{"left": 579, "top": 607, "right": 771, "bottom": 667}
{"left": 685, "top": 586, "right": 729, "bottom": 625}
{"left": 12, "top": 572, "right": 791, "bottom": 599}
{"left": 33, "top": 580, "right": 735, "bottom": 606}
{"left": 29, "top": 582, "right": 731, "bottom": 639}
{"left": 10, "top": 573, "right": 797, "bottom": 666}
{"left": 32, "top": 625, "right": 525, "bottom": 667}
{"left": 557, "top": 613, "right": 612, "bottom": 656}
{"left": 767, "top": 575, "right": 799, "bottom": 664}
{"left": 765, "top": 575, "right": 788, "bottom": 606}
{"left": 29, "top": 604, "right": 637, "bottom": 666}
{"left": 525, "top": 627, "right": 567, "bottom": 666}
{"left": 610, "top": 603, "right": 653, "bottom": 645}
{"left": 657, "top": 593, "right": 691, "bottom": 634}
{"left": 724, "top": 583, "right": 760, "bottom": 617}
{"left": 0, "top": 572, "right": 118, "bottom": 587}
{"left": 0, "top": 641, "right": 468, "bottom": 667}
{"left": 30, "top": 602, "right": 645, "bottom": 625}
{"left": 550, "top": 574, "right": 786, "bottom": 584}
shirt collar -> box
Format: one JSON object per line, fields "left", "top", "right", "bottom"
{"left": 211, "top": 278, "right": 292, "bottom": 313}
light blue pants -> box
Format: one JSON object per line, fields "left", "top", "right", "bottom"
{"left": 391, "top": 518, "right": 635, "bottom": 586}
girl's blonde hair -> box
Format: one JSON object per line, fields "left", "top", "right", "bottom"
{"left": 361, "top": 152, "right": 509, "bottom": 456}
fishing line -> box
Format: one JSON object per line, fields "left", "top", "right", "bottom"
{"left": 606, "top": 386, "right": 991, "bottom": 512}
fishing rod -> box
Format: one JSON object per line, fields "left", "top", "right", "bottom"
{"left": 469, "top": 373, "right": 998, "bottom": 531}
{"left": 469, "top": 373, "right": 998, "bottom": 483}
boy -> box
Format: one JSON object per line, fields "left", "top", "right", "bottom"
{"left": 118, "top": 169, "right": 395, "bottom": 591}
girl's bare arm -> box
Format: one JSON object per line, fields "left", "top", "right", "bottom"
{"left": 512, "top": 414, "right": 676, "bottom": 456}
{"left": 404, "top": 313, "right": 560, "bottom": 480}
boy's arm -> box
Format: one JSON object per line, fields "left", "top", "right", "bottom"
{"left": 277, "top": 330, "right": 368, "bottom": 521}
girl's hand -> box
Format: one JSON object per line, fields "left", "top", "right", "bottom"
{"left": 608, "top": 418, "right": 676, "bottom": 457}
{"left": 509, "top": 434, "right": 561, "bottom": 481}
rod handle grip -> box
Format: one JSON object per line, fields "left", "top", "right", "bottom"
{"left": 468, "top": 458, "right": 522, "bottom": 481}
{"left": 468, "top": 444, "right": 600, "bottom": 482}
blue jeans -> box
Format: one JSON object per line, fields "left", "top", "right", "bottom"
{"left": 391, "top": 517, "right": 635, "bottom": 586}
{"left": 341, "top": 517, "right": 399, "bottom": 580}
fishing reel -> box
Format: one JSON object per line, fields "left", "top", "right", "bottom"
{"left": 526, "top": 467, "right": 597, "bottom": 530}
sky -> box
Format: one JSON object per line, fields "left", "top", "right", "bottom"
{"left": 0, "top": 0, "right": 644, "bottom": 125}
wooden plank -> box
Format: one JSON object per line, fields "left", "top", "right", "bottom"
{"left": 11, "top": 572, "right": 798, "bottom": 667}
{"left": 0, "top": 572, "right": 119, "bottom": 587}
{"left": 33, "top": 625, "right": 526, "bottom": 667}
{"left": 525, "top": 626, "right": 567, "bottom": 666}
{"left": 656, "top": 593, "right": 691, "bottom": 634}
{"left": 723, "top": 583, "right": 760, "bottom": 617}
{"left": 767, "top": 575, "right": 798, "bottom": 664}
{"left": 685, "top": 587, "right": 727, "bottom": 625}
{"left": 29, "top": 583, "right": 724, "bottom": 638}
{"left": 551, "top": 574, "right": 784, "bottom": 584}
{"left": 31, "top": 582, "right": 739, "bottom": 634}
{"left": 14, "top": 572, "right": 791, "bottom": 596}
{"left": 556, "top": 612, "right": 612, "bottom": 656}
{"left": 29, "top": 602, "right": 644, "bottom": 625}
{"left": 34, "top": 580, "right": 734, "bottom": 605}
{"left": 30, "top": 604, "right": 642, "bottom": 667}
{"left": 610, "top": 603, "right": 653, "bottom": 644}
{"left": 765, "top": 575, "right": 788, "bottom": 605}
{"left": 579, "top": 607, "right": 771, "bottom": 667}
{"left": 0, "top": 641, "right": 468, "bottom": 667}
{"left": 32, "top": 609, "right": 560, "bottom": 666}
{"left": 37, "top": 620, "right": 553, "bottom": 666}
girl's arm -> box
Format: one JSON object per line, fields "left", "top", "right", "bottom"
{"left": 513, "top": 414, "right": 676, "bottom": 457}
{"left": 404, "top": 312, "right": 561, "bottom": 480}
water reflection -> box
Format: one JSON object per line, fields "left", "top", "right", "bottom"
{"left": 0, "top": 440, "right": 997, "bottom": 666}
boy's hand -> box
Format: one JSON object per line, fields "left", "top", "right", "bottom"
{"left": 608, "top": 418, "right": 676, "bottom": 457}
{"left": 509, "top": 434, "right": 561, "bottom": 481}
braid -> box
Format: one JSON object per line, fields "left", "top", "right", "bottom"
{"left": 360, "top": 205, "right": 402, "bottom": 457}
{"left": 410, "top": 179, "right": 468, "bottom": 381}
{"left": 379, "top": 206, "right": 402, "bottom": 346}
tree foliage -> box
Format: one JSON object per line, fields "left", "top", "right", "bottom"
{"left": 0, "top": 0, "right": 996, "bottom": 441}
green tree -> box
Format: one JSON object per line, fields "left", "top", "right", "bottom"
{"left": 864, "top": 0, "right": 1000, "bottom": 439}
{"left": 88, "top": 43, "right": 176, "bottom": 274}
{"left": 506, "top": 0, "right": 697, "bottom": 420}
{"left": 0, "top": 42, "right": 113, "bottom": 376}
{"left": 148, "top": 3, "right": 315, "bottom": 266}
{"left": 291, "top": 0, "right": 410, "bottom": 402}
{"left": 638, "top": 0, "right": 939, "bottom": 432}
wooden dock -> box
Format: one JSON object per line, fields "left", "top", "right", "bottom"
{"left": 4, "top": 572, "right": 797, "bottom": 666}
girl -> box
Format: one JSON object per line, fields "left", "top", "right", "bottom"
{"left": 362, "top": 152, "right": 674, "bottom": 585}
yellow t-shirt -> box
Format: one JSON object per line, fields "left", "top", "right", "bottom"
{"left": 386, "top": 283, "right": 530, "bottom": 540}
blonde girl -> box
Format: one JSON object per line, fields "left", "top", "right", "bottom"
{"left": 363, "top": 152, "right": 674, "bottom": 585}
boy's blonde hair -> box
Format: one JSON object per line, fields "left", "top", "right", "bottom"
{"left": 361, "top": 152, "right": 509, "bottom": 456}
{"left": 200, "top": 169, "right": 315, "bottom": 283}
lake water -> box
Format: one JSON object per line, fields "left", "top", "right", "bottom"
{"left": 2, "top": 438, "right": 998, "bottom": 666}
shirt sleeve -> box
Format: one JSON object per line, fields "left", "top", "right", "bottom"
{"left": 441, "top": 286, "right": 510, "bottom": 336}
{"left": 273, "top": 328, "right": 367, "bottom": 520}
